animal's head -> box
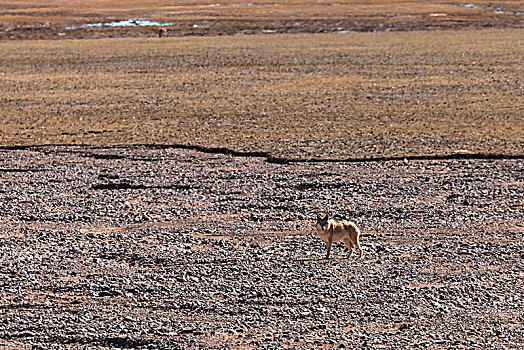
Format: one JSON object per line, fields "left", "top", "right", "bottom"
{"left": 316, "top": 214, "right": 329, "bottom": 231}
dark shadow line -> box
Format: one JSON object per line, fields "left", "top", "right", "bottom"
{"left": 0, "top": 168, "right": 47, "bottom": 172}
{"left": 0, "top": 143, "right": 522, "bottom": 164}
{"left": 294, "top": 257, "right": 325, "bottom": 262}
{"left": 91, "top": 183, "right": 194, "bottom": 191}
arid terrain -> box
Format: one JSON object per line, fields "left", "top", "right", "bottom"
{"left": 1, "top": 0, "right": 523, "bottom": 40}
{"left": 0, "top": 146, "right": 522, "bottom": 348}
{"left": 0, "top": 1, "right": 523, "bottom": 348}
{"left": 1, "top": 29, "right": 523, "bottom": 160}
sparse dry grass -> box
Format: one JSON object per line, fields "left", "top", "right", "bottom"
{"left": 2, "top": 0, "right": 523, "bottom": 22}
{"left": 0, "top": 0, "right": 522, "bottom": 39}
{"left": 0, "top": 29, "right": 523, "bottom": 159}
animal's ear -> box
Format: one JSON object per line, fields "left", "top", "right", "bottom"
{"left": 325, "top": 214, "right": 329, "bottom": 219}
{"left": 316, "top": 213, "right": 321, "bottom": 220}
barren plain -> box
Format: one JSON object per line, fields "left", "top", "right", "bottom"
{"left": 1, "top": 29, "right": 523, "bottom": 160}
{"left": 0, "top": 1, "right": 523, "bottom": 349}
{"left": 0, "top": 146, "right": 523, "bottom": 348}
{"left": 1, "top": 0, "right": 523, "bottom": 40}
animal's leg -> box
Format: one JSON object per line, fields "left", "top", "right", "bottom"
{"left": 326, "top": 238, "right": 333, "bottom": 259}
{"left": 352, "top": 235, "right": 363, "bottom": 258}
{"left": 342, "top": 238, "right": 353, "bottom": 257}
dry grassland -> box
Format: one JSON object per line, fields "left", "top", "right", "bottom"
{"left": 0, "top": 0, "right": 523, "bottom": 39}
{"left": 0, "top": 29, "right": 523, "bottom": 160}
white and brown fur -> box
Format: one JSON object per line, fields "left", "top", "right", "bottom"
{"left": 315, "top": 214, "right": 362, "bottom": 259}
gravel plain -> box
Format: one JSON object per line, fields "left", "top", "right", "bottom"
{"left": 0, "top": 145, "right": 523, "bottom": 348}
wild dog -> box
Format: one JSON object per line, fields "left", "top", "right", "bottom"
{"left": 315, "top": 214, "right": 362, "bottom": 259}
{"left": 158, "top": 28, "right": 167, "bottom": 37}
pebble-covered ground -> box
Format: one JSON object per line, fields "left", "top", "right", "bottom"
{"left": 0, "top": 146, "right": 522, "bottom": 348}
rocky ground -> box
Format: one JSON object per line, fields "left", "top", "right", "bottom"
{"left": 0, "top": 145, "right": 522, "bottom": 348}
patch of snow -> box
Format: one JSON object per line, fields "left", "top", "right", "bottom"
{"left": 67, "top": 18, "right": 172, "bottom": 30}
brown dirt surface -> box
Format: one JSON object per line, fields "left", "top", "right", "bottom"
{"left": 0, "top": 3, "right": 522, "bottom": 348}
{"left": 0, "top": 0, "right": 523, "bottom": 39}
{"left": 0, "top": 146, "right": 522, "bottom": 348}
{"left": 1, "top": 29, "right": 523, "bottom": 161}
